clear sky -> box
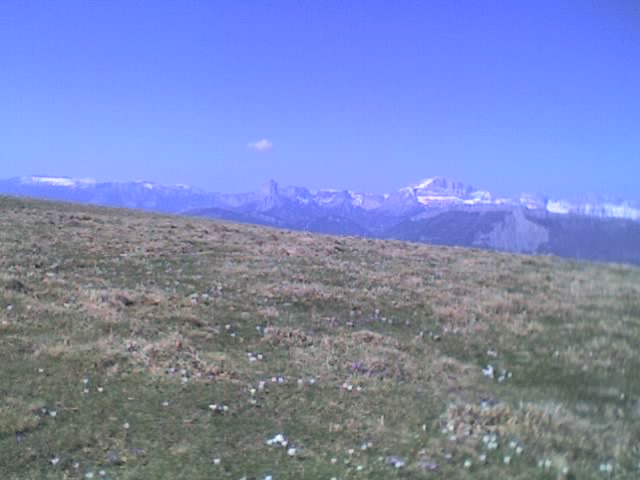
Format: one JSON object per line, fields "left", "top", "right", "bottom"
{"left": 1, "top": 1, "right": 639, "bottom": 199}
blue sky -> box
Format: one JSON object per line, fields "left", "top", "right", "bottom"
{"left": 1, "top": 1, "right": 639, "bottom": 199}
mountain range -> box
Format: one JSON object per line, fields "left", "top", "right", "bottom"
{"left": 2, "top": 175, "right": 639, "bottom": 265}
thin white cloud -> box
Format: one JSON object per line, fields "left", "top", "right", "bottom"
{"left": 247, "top": 138, "right": 273, "bottom": 152}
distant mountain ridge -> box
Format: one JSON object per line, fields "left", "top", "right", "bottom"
{"left": 1, "top": 174, "right": 640, "bottom": 265}
{"left": 3, "top": 175, "right": 638, "bottom": 221}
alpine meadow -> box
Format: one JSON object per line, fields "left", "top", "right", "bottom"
{"left": 1, "top": 196, "right": 640, "bottom": 479}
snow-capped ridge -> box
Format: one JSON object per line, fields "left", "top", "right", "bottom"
{"left": 4, "top": 174, "right": 640, "bottom": 222}
{"left": 22, "top": 176, "right": 96, "bottom": 187}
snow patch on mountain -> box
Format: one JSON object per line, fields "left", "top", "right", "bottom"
{"left": 22, "top": 176, "right": 96, "bottom": 187}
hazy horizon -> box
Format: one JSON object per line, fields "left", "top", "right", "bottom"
{"left": 2, "top": 1, "right": 639, "bottom": 200}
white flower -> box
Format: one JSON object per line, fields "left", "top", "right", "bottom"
{"left": 331, "top": 458, "right": 337, "bottom": 464}
{"left": 49, "top": 411, "right": 58, "bottom": 417}
{"left": 464, "top": 459, "right": 472, "bottom": 468}
{"left": 213, "top": 458, "right": 221, "bottom": 465}
{"left": 516, "top": 446, "right": 524, "bottom": 455}
{"left": 287, "top": 448, "right": 296, "bottom": 456}
{"left": 123, "top": 422, "right": 130, "bottom": 429}
{"left": 99, "top": 471, "right": 106, "bottom": 477}
{"left": 50, "top": 457, "right": 60, "bottom": 466}
{"left": 97, "top": 387, "right": 104, "bottom": 393}
{"left": 85, "top": 473, "right": 94, "bottom": 479}
{"left": 503, "top": 456, "right": 511, "bottom": 464}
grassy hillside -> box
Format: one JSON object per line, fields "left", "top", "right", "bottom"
{"left": 1, "top": 196, "right": 640, "bottom": 480}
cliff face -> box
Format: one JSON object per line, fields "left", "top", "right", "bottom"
{"left": 475, "top": 209, "right": 550, "bottom": 253}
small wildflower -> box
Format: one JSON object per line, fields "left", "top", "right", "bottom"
{"left": 503, "top": 456, "right": 511, "bottom": 465}
{"left": 287, "top": 448, "right": 296, "bottom": 457}
{"left": 99, "top": 471, "right": 106, "bottom": 477}
{"left": 213, "top": 458, "right": 221, "bottom": 465}
{"left": 85, "top": 473, "right": 94, "bottom": 479}
{"left": 482, "top": 365, "right": 495, "bottom": 378}
{"left": 50, "top": 457, "right": 60, "bottom": 466}
{"left": 49, "top": 411, "right": 58, "bottom": 417}
{"left": 97, "top": 387, "right": 104, "bottom": 393}
{"left": 387, "top": 456, "right": 406, "bottom": 469}
{"left": 123, "top": 422, "right": 130, "bottom": 429}
{"left": 331, "top": 458, "right": 337, "bottom": 464}
{"left": 464, "top": 459, "right": 472, "bottom": 468}
{"left": 357, "top": 465, "right": 364, "bottom": 471}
